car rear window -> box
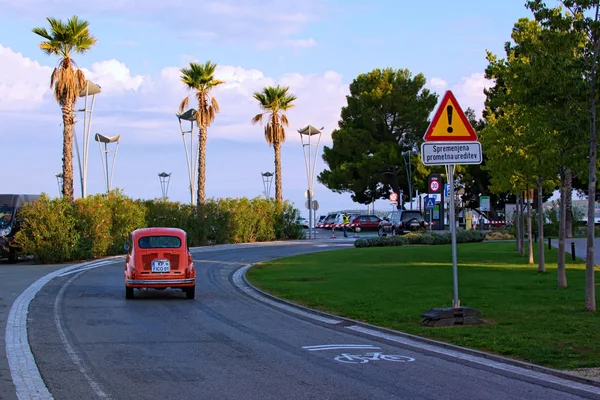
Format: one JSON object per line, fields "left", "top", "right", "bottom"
{"left": 138, "top": 235, "right": 182, "bottom": 249}
{"left": 402, "top": 212, "right": 424, "bottom": 221}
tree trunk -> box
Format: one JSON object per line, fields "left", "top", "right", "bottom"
{"left": 61, "top": 104, "right": 75, "bottom": 201}
{"left": 515, "top": 194, "right": 521, "bottom": 253}
{"left": 558, "top": 170, "right": 568, "bottom": 287}
{"left": 585, "top": 11, "right": 598, "bottom": 312}
{"left": 537, "top": 178, "right": 545, "bottom": 273}
{"left": 565, "top": 169, "right": 573, "bottom": 238}
{"left": 519, "top": 195, "right": 525, "bottom": 256}
{"left": 527, "top": 186, "right": 534, "bottom": 264}
{"left": 274, "top": 141, "right": 282, "bottom": 203}
{"left": 197, "top": 125, "right": 207, "bottom": 207}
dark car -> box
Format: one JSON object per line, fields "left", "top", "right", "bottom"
{"left": 378, "top": 210, "right": 425, "bottom": 236}
{"left": 0, "top": 194, "right": 41, "bottom": 262}
{"left": 351, "top": 214, "right": 382, "bottom": 232}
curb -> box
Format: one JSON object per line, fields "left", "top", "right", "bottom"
{"left": 240, "top": 263, "right": 600, "bottom": 390}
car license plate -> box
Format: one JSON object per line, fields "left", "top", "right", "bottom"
{"left": 151, "top": 259, "right": 170, "bottom": 273}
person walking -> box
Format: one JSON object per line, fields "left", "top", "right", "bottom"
{"left": 343, "top": 212, "right": 350, "bottom": 238}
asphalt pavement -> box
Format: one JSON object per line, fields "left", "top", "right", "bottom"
{"left": 1, "top": 235, "right": 600, "bottom": 399}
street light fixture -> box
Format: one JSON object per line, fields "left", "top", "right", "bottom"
{"left": 176, "top": 109, "right": 199, "bottom": 206}
{"left": 298, "top": 125, "right": 323, "bottom": 239}
{"left": 94, "top": 133, "right": 121, "bottom": 193}
{"left": 55, "top": 173, "right": 63, "bottom": 198}
{"left": 158, "top": 172, "right": 171, "bottom": 201}
{"left": 74, "top": 80, "right": 101, "bottom": 198}
{"left": 261, "top": 172, "right": 274, "bottom": 199}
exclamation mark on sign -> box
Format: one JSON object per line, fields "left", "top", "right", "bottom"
{"left": 446, "top": 105, "right": 453, "bottom": 133}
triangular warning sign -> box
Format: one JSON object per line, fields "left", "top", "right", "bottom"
{"left": 423, "top": 90, "right": 478, "bottom": 142}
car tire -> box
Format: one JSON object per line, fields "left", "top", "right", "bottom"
{"left": 185, "top": 285, "right": 195, "bottom": 300}
{"left": 7, "top": 247, "right": 17, "bottom": 263}
{"left": 391, "top": 228, "right": 397, "bottom": 236}
{"left": 355, "top": 227, "right": 361, "bottom": 233}
{"left": 378, "top": 227, "right": 384, "bottom": 237}
{"left": 125, "top": 286, "right": 134, "bottom": 299}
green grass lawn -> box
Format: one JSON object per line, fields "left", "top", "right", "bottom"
{"left": 246, "top": 241, "right": 600, "bottom": 370}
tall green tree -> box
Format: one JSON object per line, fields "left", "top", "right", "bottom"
{"left": 251, "top": 85, "right": 297, "bottom": 204}
{"left": 526, "top": 1, "right": 597, "bottom": 311}
{"left": 179, "top": 61, "right": 224, "bottom": 207}
{"left": 32, "top": 16, "right": 97, "bottom": 201}
{"left": 318, "top": 68, "right": 438, "bottom": 207}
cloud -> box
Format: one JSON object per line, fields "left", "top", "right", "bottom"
{"left": 427, "top": 73, "right": 492, "bottom": 118}
{"left": 1, "top": 0, "right": 322, "bottom": 48}
{"left": 0, "top": 44, "right": 348, "bottom": 148}
{"left": 0, "top": 45, "right": 52, "bottom": 111}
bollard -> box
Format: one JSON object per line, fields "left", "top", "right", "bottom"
{"left": 571, "top": 242, "right": 576, "bottom": 261}
{"left": 548, "top": 236, "right": 552, "bottom": 250}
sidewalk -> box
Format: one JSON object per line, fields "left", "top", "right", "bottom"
{"left": 562, "top": 238, "right": 600, "bottom": 266}
{"left": 0, "top": 261, "right": 68, "bottom": 400}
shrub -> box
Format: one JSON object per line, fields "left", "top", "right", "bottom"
{"left": 71, "top": 194, "right": 112, "bottom": 260}
{"left": 13, "top": 194, "right": 79, "bottom": 263}
{"left": 105, "top": 190, "right": 146, "bottom": 255}
{"left": 354, "top": 230, "right": 485, "bottom": 248}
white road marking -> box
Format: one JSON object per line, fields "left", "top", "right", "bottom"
{"left": 58, "top": 260, "right": 115, "bottom": 277}
{"left": 346, "top": 325, "right": 600, "bottom": 396}
{"left": 5, "top": 257, "right": 122, "bottom": 400}
{"left": 54, "top": 274, "right": 112, "bottom": 399}
{"left": 232, "top": 265, "right": 341, "bottom": 325}
{"left": 302, "top": 344, "right": 381, "bottom": 351}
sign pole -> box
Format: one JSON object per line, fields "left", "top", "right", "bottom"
{"left": 448, "top": 164, "right": 459, "bottom": 308}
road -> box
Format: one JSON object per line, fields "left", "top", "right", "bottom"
{"left": 4, "top": 240, "right": 600, "bottom": 399}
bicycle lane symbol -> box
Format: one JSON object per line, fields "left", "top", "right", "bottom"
{"left": 302, "top": 345, "right": 416, "bottom": 364}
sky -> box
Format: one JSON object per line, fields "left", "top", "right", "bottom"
{"left": 0, "top": 0, "right": 563, "bottom": 218}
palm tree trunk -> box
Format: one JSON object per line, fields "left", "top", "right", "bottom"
{"left": 558, "top": 170, "right": 568, "bottom": 287}
{"left": 565, "top": 169, "right": 573, "bottom": 238}
{"left": 197, "top": 125, "right": 207, "bottom": 207}
{"left": 61, "top": 104, "right": 75, "bottom": 201}
{"left": 274, "top": 141, "right": 282, "bottom": 203}
{"left": 537, "top": 178, "right": 545, "bottom": 273}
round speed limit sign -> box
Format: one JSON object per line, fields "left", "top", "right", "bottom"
{"left": 430, "top": 180, "right": 439, "bottom": 192}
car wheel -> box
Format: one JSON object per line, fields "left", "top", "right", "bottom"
{"left": 185, "top": 285, "right": 195, "bottom": 300}
{"left": 7, "top": 247, "right": 17, "bottom": 263}
{"left": 355, "top": 227, "right": 361, "bottom": 233}
{"left": 391, "top": 228, "right": 397, "bottom": 236}
{"left": 378, "top": 227, "right": 384, "bottom": 237}
{"left": 125, "top": 286, "right": 134, "bottom": 299}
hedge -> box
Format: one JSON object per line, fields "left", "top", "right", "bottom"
{"left": 354, "top": 230, "right": 486, "bottom": 248}
{"left": 13, "top": 191, "right": 304, "bottom": 264}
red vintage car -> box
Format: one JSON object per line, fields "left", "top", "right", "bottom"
{"left": 124, "top": 227, "right": 196, "bottom": 299}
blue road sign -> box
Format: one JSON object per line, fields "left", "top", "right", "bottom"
{"left": 424, "top": 197, "right": 436, "bottom": 210}
{"left": 444, "top": 183, "right": 450, "bottom": 198}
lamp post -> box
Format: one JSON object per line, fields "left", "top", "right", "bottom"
{"left": 402, "top": 150, "right": 414, "bottom": 210}
{"left": 298, "top": 125, "right": 323, "bottom": 239}
{"left": 261, "top": 172, "right": 274, "bottom": 199}
{"left": 74, "top": 80, "right": 101, "bottom": 198}
{"left": 94, "top": 133, "right": 121, "bottom": 193}
{"left": 158, "top": 172, "right": 171, "bottom": 201}
{"left": 176, "top": 109, "right": 199, "bottom": 206}
{"left": 55, "top": 173, "right": 64, "bottom": 198}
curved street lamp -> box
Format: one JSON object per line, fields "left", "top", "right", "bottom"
{"left": 176, "top": 109, "right": 199, "bottom": 206}
{"left": 55, "top": 173, "right": 64, "bottom": 198}
{"left": 74, "top": 80, "right": 101, "bottom": 198}
{"left": 94, "top": 133, "right": 121, "bottom": 193}
{"left": 298, "top": 125, "right": 323, "bottom": 239}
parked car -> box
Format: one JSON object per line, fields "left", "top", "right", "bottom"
{"left": 295, "top": 217, "right": 310, "bottom": 228}
{"left": 378, "top": 210, "right": 425, "bottom": 236}
{"left": 351, "top": 214, "right": 382, "bottom": 232}
{"left": 0, "top": 194, "right": 41, "bottom": 262}
{"left": 318, "top": 212, "right": 360, "bottom": 230}
{"left": 124, "top": 227, "right": 196, "bottom": 299}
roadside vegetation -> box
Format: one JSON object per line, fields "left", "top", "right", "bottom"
{"left": 247, "top": 242, "right": 599, "bottom": 370}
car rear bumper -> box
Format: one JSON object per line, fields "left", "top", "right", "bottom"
{"left": 126, "top": 278, "right": 195, "bottom": 286}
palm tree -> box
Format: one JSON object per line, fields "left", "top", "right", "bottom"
{"left": 179, "top": 61, "right": 224, "bottom": 207}
{"left": 32, "top": 16, "right": 97, "bottom": 201}
{"left": 251, "top": 85, "right": 297, "bottom": 204}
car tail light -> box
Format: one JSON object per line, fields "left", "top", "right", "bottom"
{"left": 131, "top": 268, "right": 136, "bottom": 279}
{"left": 185, "top": 266, "right": 194, "bottom": 278}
